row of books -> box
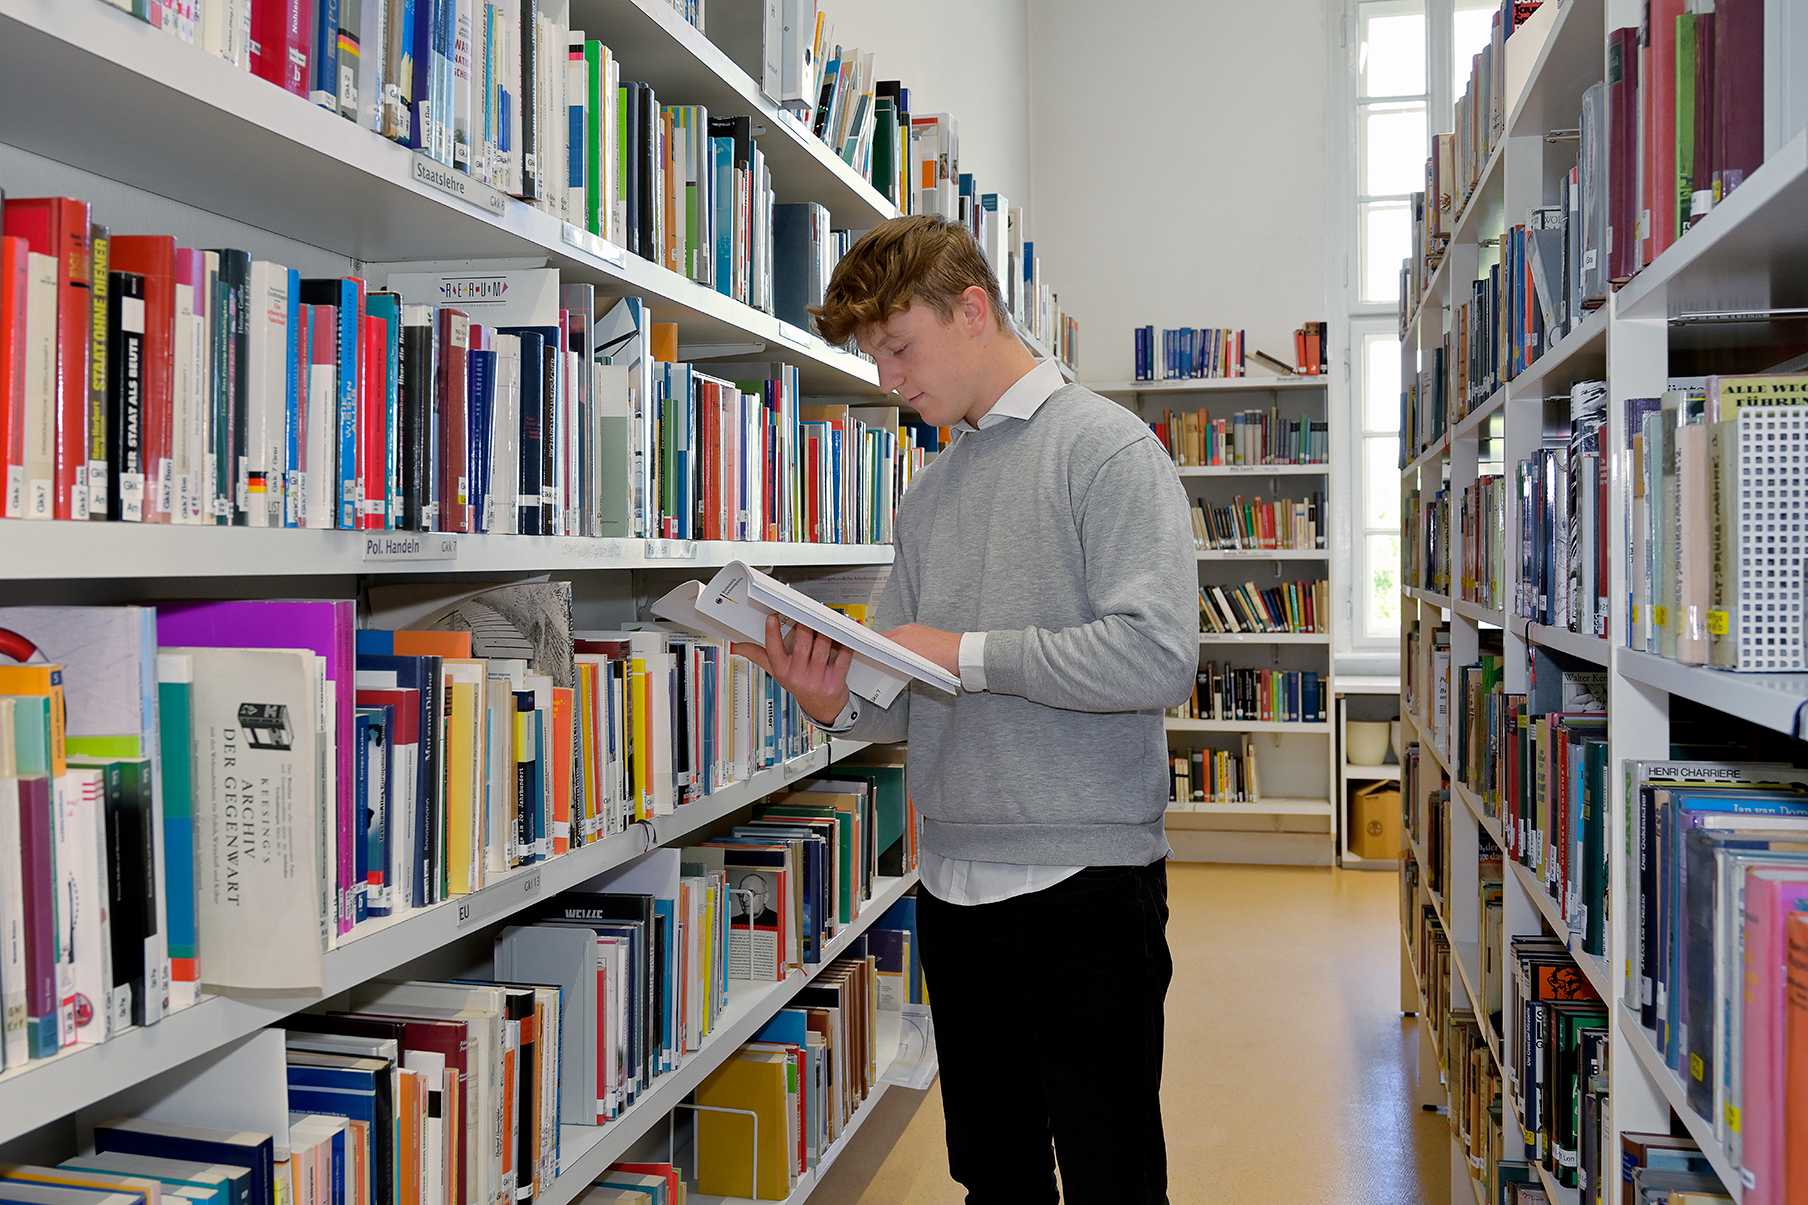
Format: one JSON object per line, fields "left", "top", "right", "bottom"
{"left": 0, "top": 213, "right": 941, "bottom": 541}
{"left": 1171, "top": 664, "right": 1328, "bottom": 725}
{"left": 1457, "top": 470, "right": 1505, "bottom": 611}
{"left": 1623, "top": 758, "right": 1808, "bottom": 1204}
{"left": 1504, "top": 933, "right": 1606, "bottom": 1193}
{"left": 1515, "top": 381, "right": 1607, "bottom": 634}
{"left": 1404, "top": 482, "right": 1450, "bottom": 598}
{"left": 1627, "top": 374, "right": 1808, "bottom": 673}
{"left": 1400, "top": 346, "right": 1447, "bottom": 465}
{"left": 1132, "top": 327, "right": 1247, "bottom": 382}
{"left": 948, "top": 179, "right": 1077, "bottom": 372}
{"left": 1447, "top": 1002, "right": 1504, "bottom": 1200}
{"left": 1455, "top": 647, "right": 1610, "bottom": 957}
{"left": 0, "top": 587, "right": 924, "bottom": 1073}
{"left": 1405, "top": 624, "right": 1453, "bottom": 757}
{"left": 1149, "top": 407, "right": 1330, "bottom": 468}
{"left": 1166, "top": 739, "right": 1264, "bottom": 806}
{"left": 1196, "top": 579, "right": 1329, "bottom": 636}
{"left": 1189, "top": 493, "right": 1324, "bottom": 552}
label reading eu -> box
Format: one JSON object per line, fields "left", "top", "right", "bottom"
{"left": 413, "top": 153, "right": 508, "bottom": 216}
{"left": 456, "top": 870, "right": 542, "bottom": 930}
{"left": 776, "top": 320, "right": 815, "bottom": 349}
{"left": 363, "top": 533, "right": 459, "bottom": 562}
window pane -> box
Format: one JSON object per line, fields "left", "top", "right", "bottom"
{"left": 1360, "top": 201, "right": 1410, "bottom": 305}
{"left": 1364, "top": 532, "right": 1402, "bottom": 639}
{"left": 1360, "top": 330, "right": 1401, "bottom": 431}
{"left": 1361, "top": 103, "right": 1427, "bottom": 196}
{"left": 1360, "top": 1, "right": 1426, "bottom": 97}
{"left": 1364, "top": 438, "right": 1400, "bottom": 528}
{"left": 1453, "top": 0, "right": 1495, "bottom": 99}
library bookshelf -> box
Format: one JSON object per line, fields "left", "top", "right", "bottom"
{"left": 1398, "top": 0, "right": 1808, "bottom": 1201}
{"left": 1093, "top": 376, "right": 1338, "bottom": 865}
{"left": 0, "top": 0, "right": 1070, "bottom": 1198}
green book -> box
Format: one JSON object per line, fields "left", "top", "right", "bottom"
{"left": 157, "top": 652, "right": 200, "bottom": 1004}
{"left": 872, "top": 98, "right": 897, "bottom": 204}
{"left": 1676, "top": 12, "right": 1697, "bottom": 242}
{"left": 585, "top": 41, "right": 603, "bottom": 238}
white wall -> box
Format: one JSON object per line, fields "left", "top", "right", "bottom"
{"left": 1026, "top": 0, "right": 1335, "bottom": 382}
{"left": 831, "top": 0, "right": 1033, "bottom": 211}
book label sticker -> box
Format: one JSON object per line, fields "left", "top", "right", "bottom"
{"left": 456, "top": 870, "right": 542, "bottom": 930}
{"left": 363, "top": 533, "right": 459, "bottom": 562}
{"left": 412, "top": 153, "right": 508, "bottom": 217}
{"left": 643, "top": 539, "right": 698, "bottom": 561}
{"left": 560, "top": 222, "right": 626, "bottom": 268}
{"left": 776, "top": 320, "right": 815, "bottom": 350}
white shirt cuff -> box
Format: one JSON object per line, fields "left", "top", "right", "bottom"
{"left": 815, "top": 695, "right": 862, "bottom": 732}
{"left": 958, "top": 631, "right": 988, "bottom": 692}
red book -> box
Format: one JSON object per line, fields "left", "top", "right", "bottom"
{"left": 361, "top": 311, "right": 388, "bottom": 530}
{"left": 1693, "top": 10, "right": 1717, "bottom": 221}
{"left": 1786, "top": 912, "right": 1808, "bottom": 1205}
{"left": 1653, "top": 0, "right": 1683, "bottom": 254}
{"left": 1607, "top": 28, "right": 1641, "bottom": 283}
{"left": 110, "top": 236, "right": 178, "bottom": 524}
{"left": 436, "top": 308, "right": 470, "bottom": 532}
{"left": 0, "top": 236, "right": 26, "bottom": 519}
{"left": 3, "top": 197, "right": 91, "bottom": 520}
{"left": 251, "top": 0, "right": 313, "bottom": 98}
{"left": 1714, "top": 0, "right": 1763, "bottom": 199}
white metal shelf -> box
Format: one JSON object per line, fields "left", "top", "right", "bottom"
{"left": 1404, "top": 587, "right": 1453, "bottom": 610}
{"left": 1616, "top": 1006, "right": 1744, "bottom": 1203}
{"left": 1508, "top": 303, "right": 1610, "bottom": 397}
{"left": 1504, "top": 0, "right": 1605, "bottom": 140}
{"left": 1451, "top": 781, "right": 1505, "bottom": 850}
{"left": 1401, "top": 432, "right": 1451, "bottom": 478}
{"left": 544, "top": 871, "right": 921, "bottom": 1205}
{"left": 1452, "top": 599, "right": 1506, "bottom": 627}
{"left": 1517, "top": 619, "right": 1610, "bottom": 666}
{"left": 1616, "top": 126, "right": 1808, "bottom": 322}
{"left": 572, "top": 0, "right": 897, "bottom": 228}
{"left": 0, "top": 521, "right": 896, "bottom": 580}
{"left": 0, "top": 737, "right": 873, "bottom": 1146}
{"left": 1198, "top": 632, "right": 1331, "bottom": 645}
{"left": 0, "top": 2, "right": 880, "bottom": 396}
{"left": 1165, "top": 798, "right": 1333, "bottom": 818}
{"left": 1345, "top": 763, "right": 1401, "bottom": 782}
{"left": 1450, "top": 387, "right": 1505, "bottom": 441}
{"left": 1451, "top": 141, "right": 1507, "bottom": 248}
{"left": 1088, "top": 377, "right": 1328, "bottom": 395}
{"left": 1617, "top": 648, "right": 1808, "bottom": 738}
{"left": 1195, "top": 549, "right": 1328, "bottom": 561}
{"left": 1164, "top": 718, "right": 1332, "bottom": 734}
{"left": 1175, "top": 464, "right": 1331, "bottom": 477}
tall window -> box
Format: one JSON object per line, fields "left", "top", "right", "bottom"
{"left": 1339, "top": 0, "right": 1496, "bottom": 649}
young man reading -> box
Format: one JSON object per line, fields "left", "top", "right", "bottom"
{"left": 732, "top": 215, "right": 1196, "bottom": 1203}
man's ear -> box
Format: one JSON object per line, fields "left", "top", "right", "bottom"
{"left": 958, "top": 285, "right": 991, "bottom": 335}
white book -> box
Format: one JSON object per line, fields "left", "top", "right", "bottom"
{"left": 21, "top": 250, "right": 56, "bottom": 520}
{"left": 454, "top": 0, "right": 476, "bottom": 172}
{"left": 164, "top": 646, "right": 325, "bottom": 990}
{"left": 201, "top": 0, "right": 227, "bottom": 60}
{"left": 171, "top": 281, "right": 197, "bottom": 525}
{"left": 0, "top": 698, "right": 20, "bottom": 1069}
{"left": 484, "top": 674, "right": 515, "bottom": 876}
{"left": 566, "top": 33, "right": 587, "bottom": 231}
{"left": 652, "top": 561, "right": 960, "bottom": 706}
{"left": 495, "top": 924, "right": 597, "bottom": 1123}
{"left": 243, "top": 262, "right": 286, "bottom": 528}
{"left": 490, "top": 332, "right": 521, "bottom": 535}
{"left": 57, "top": 766, "right": 120, "bottom": 1046}
{"left": 201, "top": 252, "right": 223, "bottom": 524}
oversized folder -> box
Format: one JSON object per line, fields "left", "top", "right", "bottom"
{"left": 650, "top": 561, "right": 959, "bottom": 706}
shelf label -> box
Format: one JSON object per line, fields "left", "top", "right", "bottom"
{"left": 456, "top": 870, "right": 543, "bottom": 930}
{"left": 560, "top": 222, "right": 627, "bottom": 268}
{"left": 643, "top": 539, "right": 698, "bottom": 561}
{"left": 363, "top": 533, "right": 459, "bottom": 562}
{"left": 412, "top": 153, "right": 507, "bottom": 216}
{"left": 776, "top": 320, "right": 815, "bottom": 350}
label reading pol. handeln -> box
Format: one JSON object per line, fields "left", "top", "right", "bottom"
{"left": 363, "top": 533, "right": 459, "bottom": 563}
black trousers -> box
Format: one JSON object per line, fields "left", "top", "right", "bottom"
{"left": 916, "top": 859, "right": 1172, "bottom": 1204}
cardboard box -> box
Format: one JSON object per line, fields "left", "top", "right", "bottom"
{"left": 1348, "top": 782, "right": 1403, "bottom": 861}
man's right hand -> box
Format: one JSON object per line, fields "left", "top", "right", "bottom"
{"left": 731, "top": 614, "right": 855, "bottom": 727}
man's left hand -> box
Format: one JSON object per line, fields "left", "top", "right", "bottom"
{"left": 884, "top": 624, "right": 963, "bottom": 675}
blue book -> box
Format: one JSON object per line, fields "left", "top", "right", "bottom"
{"left": 467, "top": 348, "right": 496, "bottom": 533}
{"left": 357, "top": 703, "right": 396, "bottom": 918}
{"left": 92, "top": 1121, "right": 274, "bottom": 1205}
{"left": 356, "top": 652, "right": 444, "bottom": 905}
{"left": 652, "top": 897, "right": 677, "bottom": 1069}
{"left": 877, "top": 893, "right": 923, "bottom": 1004}
{"left": 352, "top": 710, "right": 371, "bottom": 925}
{"left": 283, "top": 267, "right": 302, "bottom": 527}
{"left": 710, "top": 136, "right": 733, "bottom": 292}
{"left": 499, "top": 328, "right": 548, "bottom": 534}
{"left": 753, "top": 1008, "right": 809, "bottom": 1048}
{"left": 312, "top": 0, "right": 340, "bottom": 111}
{"left": 297, "top": 279, "right": 364, "bottom": 529}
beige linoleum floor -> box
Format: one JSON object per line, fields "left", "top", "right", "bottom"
{"left": 813, "top": 862, "right": 1452, "bottom": 1205}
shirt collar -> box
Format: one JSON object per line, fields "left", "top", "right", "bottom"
{"left": 953, "top": 359, "right": 1066, "bottom": 433}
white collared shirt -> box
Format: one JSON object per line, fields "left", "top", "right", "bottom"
{"left": 826, "top": 358, "right": 1083, "bottom": 905}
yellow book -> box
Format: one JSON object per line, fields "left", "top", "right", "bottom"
{"left": 0, "top": 665, "right": 65, "bottom": 777}
{"left": 513, "top": 700, "right": 534, "bottom": 867}
{"left": 445, "top": 675, "right": 480, "bottom": 895}
{"left": 629, "top": 657, "right": 649, "bottom": 821}
{"left": 576, "top": 661, "right": 599, "bottom": 842}
{"left": 693, "top": 1050, "right": 795, "bottom": 1200}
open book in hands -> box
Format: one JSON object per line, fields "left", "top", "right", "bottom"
{"left": 651, "top": 561, "right": 960, "bottom": 706}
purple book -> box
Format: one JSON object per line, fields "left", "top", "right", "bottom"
{"left": 18, "top": 776, "right": 58, "bottom": 1058}
{"left": 155, "top": 599, "right": 356, "bottom": 937}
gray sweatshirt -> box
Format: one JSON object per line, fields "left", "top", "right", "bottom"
{"left": 844, "top": 382, "right": 1198, "bottom": 866}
